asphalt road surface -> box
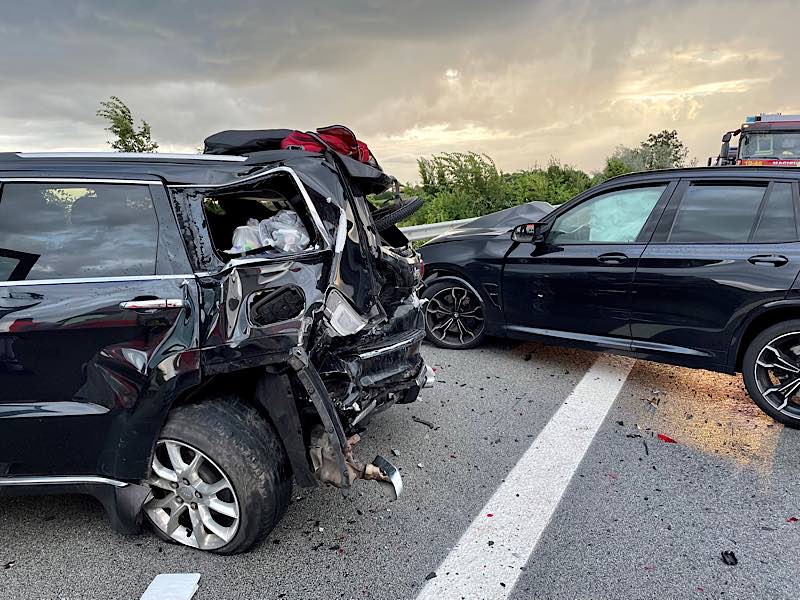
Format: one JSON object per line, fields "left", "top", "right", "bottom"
{"left": 2, "top": 339, "right": 799, "bottom": 600}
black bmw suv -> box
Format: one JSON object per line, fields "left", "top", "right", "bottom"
{"left": 0, "top": 140, "right": 431, "bottom": 553}
{"left": 419, "top": 167, "right": 800, "bottom": 427}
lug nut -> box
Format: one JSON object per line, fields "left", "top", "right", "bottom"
{"left": 176, "top": 497, "right": 183, "bottom": 504}
{"left": 170, "top": 482, "right": 178, "bottom": 489}
{"left": 182, "top": 478, "right": 190, "bottom": 485}
{"left": 191, "top": 502, "right": 198, "bottom": 510}
{"left": 195, "top": 491, "right": 202, "bottom": 499}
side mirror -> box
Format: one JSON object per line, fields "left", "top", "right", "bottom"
{"left": 511, "top": 222, "right": 546, "bottom": 243}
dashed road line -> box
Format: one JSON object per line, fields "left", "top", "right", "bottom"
{"left": 416, "top": 354, "right": 634, "bottom": 600}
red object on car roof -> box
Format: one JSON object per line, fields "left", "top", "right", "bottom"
{"left": 281, "top": 125, "right": 378, "bottom": 167}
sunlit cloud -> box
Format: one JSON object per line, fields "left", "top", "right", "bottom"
{"left": 0, "top": 0, "right": 798, "bottom": 181}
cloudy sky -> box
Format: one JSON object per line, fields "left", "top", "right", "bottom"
{"left": 0, "top": 0, "right": 797, "bottom": 181}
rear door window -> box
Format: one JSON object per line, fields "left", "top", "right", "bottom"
{"left": 0, "top": 183, "right": 159, "bottom": 281}
{"left": 666, "top": 184, "right": 766, "bottom": 243}
{"left": 752, "top": 183, "right": 798, "bottom": 242}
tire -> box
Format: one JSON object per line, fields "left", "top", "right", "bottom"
{"left": 422, "top": 278, "right": 487, "bottom": 349}
{"left": 742, "top": 319, "right": 800, "bottom": 428}
{"left": 372, "top": 197, "right": 424, "bottom": 231}
{"left": 143, "top": 396, "right": 292, "bottom": 554}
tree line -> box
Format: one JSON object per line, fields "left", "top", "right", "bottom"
{"left": 95, "top": 96, "right": 693, "bottom": 224}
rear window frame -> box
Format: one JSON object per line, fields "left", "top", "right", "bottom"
{"left": 650, "top": 177, "right": 800, "bottom": 245}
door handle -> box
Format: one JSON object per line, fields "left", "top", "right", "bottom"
{"left": 747, "top": 254, "right": 789, "bottom": 267}
{"left": 119, "top": 298, "right": 186, "bottom": 310}
{"left": 597, "top": 252, "right": 629, "bottom": 265}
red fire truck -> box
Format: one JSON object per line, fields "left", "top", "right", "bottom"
{"left": 713, "top": 113, "right": 800, "bottom": 167}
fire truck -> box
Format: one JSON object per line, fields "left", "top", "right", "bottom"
{"left": 713, "top": 113, "right": 800, "bottom": 167}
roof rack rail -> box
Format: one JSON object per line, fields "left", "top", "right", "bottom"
{"left": 15, "top": 152, "right": 248, "bottom": 162}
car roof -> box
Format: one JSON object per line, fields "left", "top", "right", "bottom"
{"left": 0, "top": 150, "right": 323, "bottom": 186}
{"left": 603, "top": 165, "right": 800, "bottom": 185}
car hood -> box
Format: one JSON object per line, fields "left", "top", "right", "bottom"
{"left": 425, "top": 201, "right": 554, "bottom": 245}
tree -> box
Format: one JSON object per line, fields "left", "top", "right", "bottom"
{"left": 96, "top": 96, "right": 159, "bottom": 152}
{"left": 596, "top": 130, "right": 691, "bottom": 183}
{"left": 640, "top": 129, "right": 689, "bottom": 170}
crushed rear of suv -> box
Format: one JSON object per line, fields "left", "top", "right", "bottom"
{"left": 0, "top": 129, "right": 432, "bottom": 553}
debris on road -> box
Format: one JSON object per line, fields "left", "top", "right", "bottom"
{"left": 657, "top": 433, "right": 677, "bottom": 444}
{"left": 787, "top": 517, "right": 798, "bottom": 523}
{"left": 486, "top": 513, "right": 494, "bottom": 518}
{"left": 417, "top": 463, "right": 424, "bottom": 469}
{"left": 425, "top": 572, "right": 437, "bottom": 581}
{"left": 3, "top": 560, "right": 15, "bottom": 570}
{"left": 721, "top": 550, "right": 738, "bottom": 566}
{"left": 391, "top": 448, "right": 400, "bottom": 457}
{"left": 411, "top": 415, "right": 438, "bottom": 430}
{"left": 646, "top": 396, "right": 661, "bottom": 408}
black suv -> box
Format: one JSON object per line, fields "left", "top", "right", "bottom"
{"left": 0, "top": 142, "right": 431, "bottom": 553}
{"left": 419, "top": 167, "right": 800, "bottom": 426}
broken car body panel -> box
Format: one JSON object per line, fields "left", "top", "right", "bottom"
{"left": 0, "top": 147, "right": 428, "bottom": 528}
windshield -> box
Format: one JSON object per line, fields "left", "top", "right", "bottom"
{"left": 740, "top": 131, "right": 800, "bottom": 159}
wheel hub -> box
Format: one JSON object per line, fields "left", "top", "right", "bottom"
{"left": 754, "top": 332, "right": 800, "bottom": 419}
{"left": 143, "top": 439, "right": 240, "bottom": 551}
{"left": 425, "top": 285, "right": 485, "bottom": 347}
{"left": 177, "top": 485, "right": 195, "bottom": 503}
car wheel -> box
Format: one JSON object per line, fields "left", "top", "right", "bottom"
{"left": 422, "top": 279, "right": 486, "bottom": 349}
{"left": 743, "top": 319, "right": 800, "bottom": 428}
{"left": 143, "top": 396, "right": 292, "bottom": 554}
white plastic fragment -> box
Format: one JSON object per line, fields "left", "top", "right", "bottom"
{"left": 140, "top": 573, "right": 201, "bottom": 600}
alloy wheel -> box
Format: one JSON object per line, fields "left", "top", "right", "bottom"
{"left": 144, "top": 439, "right": 240, "bottom": 550}
{"left": 753, "top": 331, "right": 800, "bottom": 420}
{"left": 425, "top": 285, "right": 485, "bottom": 347}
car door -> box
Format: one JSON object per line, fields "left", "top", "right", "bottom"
{"left": 502, "top": 181, "right": 675, "bottom": 349}
{"left": 0, "top": 179, "right": 197, "bottom": 478}
{"left": 630, "top": 177, "right": 800, "bottom": 369}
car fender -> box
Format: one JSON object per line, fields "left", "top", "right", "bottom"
{"left": 727, "top": 298, "right": 800, "bottom": 371}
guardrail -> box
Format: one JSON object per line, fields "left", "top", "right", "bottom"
{"left": 399, "top": 217, "right": 477, "bottom": 241}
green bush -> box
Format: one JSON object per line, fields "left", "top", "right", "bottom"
{"left": 400, "top": 130, "right": 692, "bottom": 226}
{"left": 401, "top": 153, "right": 593, "bottom": 226}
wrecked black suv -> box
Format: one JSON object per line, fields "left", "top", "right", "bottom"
{"left": 0, "top": 133, "right": 432, "bottom": 553}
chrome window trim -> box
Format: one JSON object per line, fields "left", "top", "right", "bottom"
{"left": 16, "top": 152, "right": 247, "bottom": 162}
{"left": 0, "top": 475, "right": 128, "bottom": 488}
{"left": 0, "top": 274, "right": 195, "bottom": 288}
{"left": 358, "top": 335, "right": 421, "bottom": 359}
{"left": 0, "top": 177, "right": 161, "bottom": 185}
{"left": 168, "top": 165, "right": 333, "bottom": 247}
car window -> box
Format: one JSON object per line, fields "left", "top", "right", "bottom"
{"left": 752, "top": 183, "right": 797, "bottom": 242}
{"left": 667, "top": 184, "right": 766, "bottom": 243}
{"left": 0, "top": 183, "right": 159, "bottom": 281}
{"left": 548, "top": 185, "right": 666, "bottom": 245}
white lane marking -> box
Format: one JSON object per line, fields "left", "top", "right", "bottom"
{"left": 417, "top": 354, "right": 634, "bottom": 600}
{"left": 140, "top": 573, "right": 201, "bottom": 600}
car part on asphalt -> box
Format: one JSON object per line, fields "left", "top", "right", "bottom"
{"left": 0, "top": 129, "right": 430, "bottom": 553}
{"left": 418, "top": 166, "right": 800, "bottom": 426}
